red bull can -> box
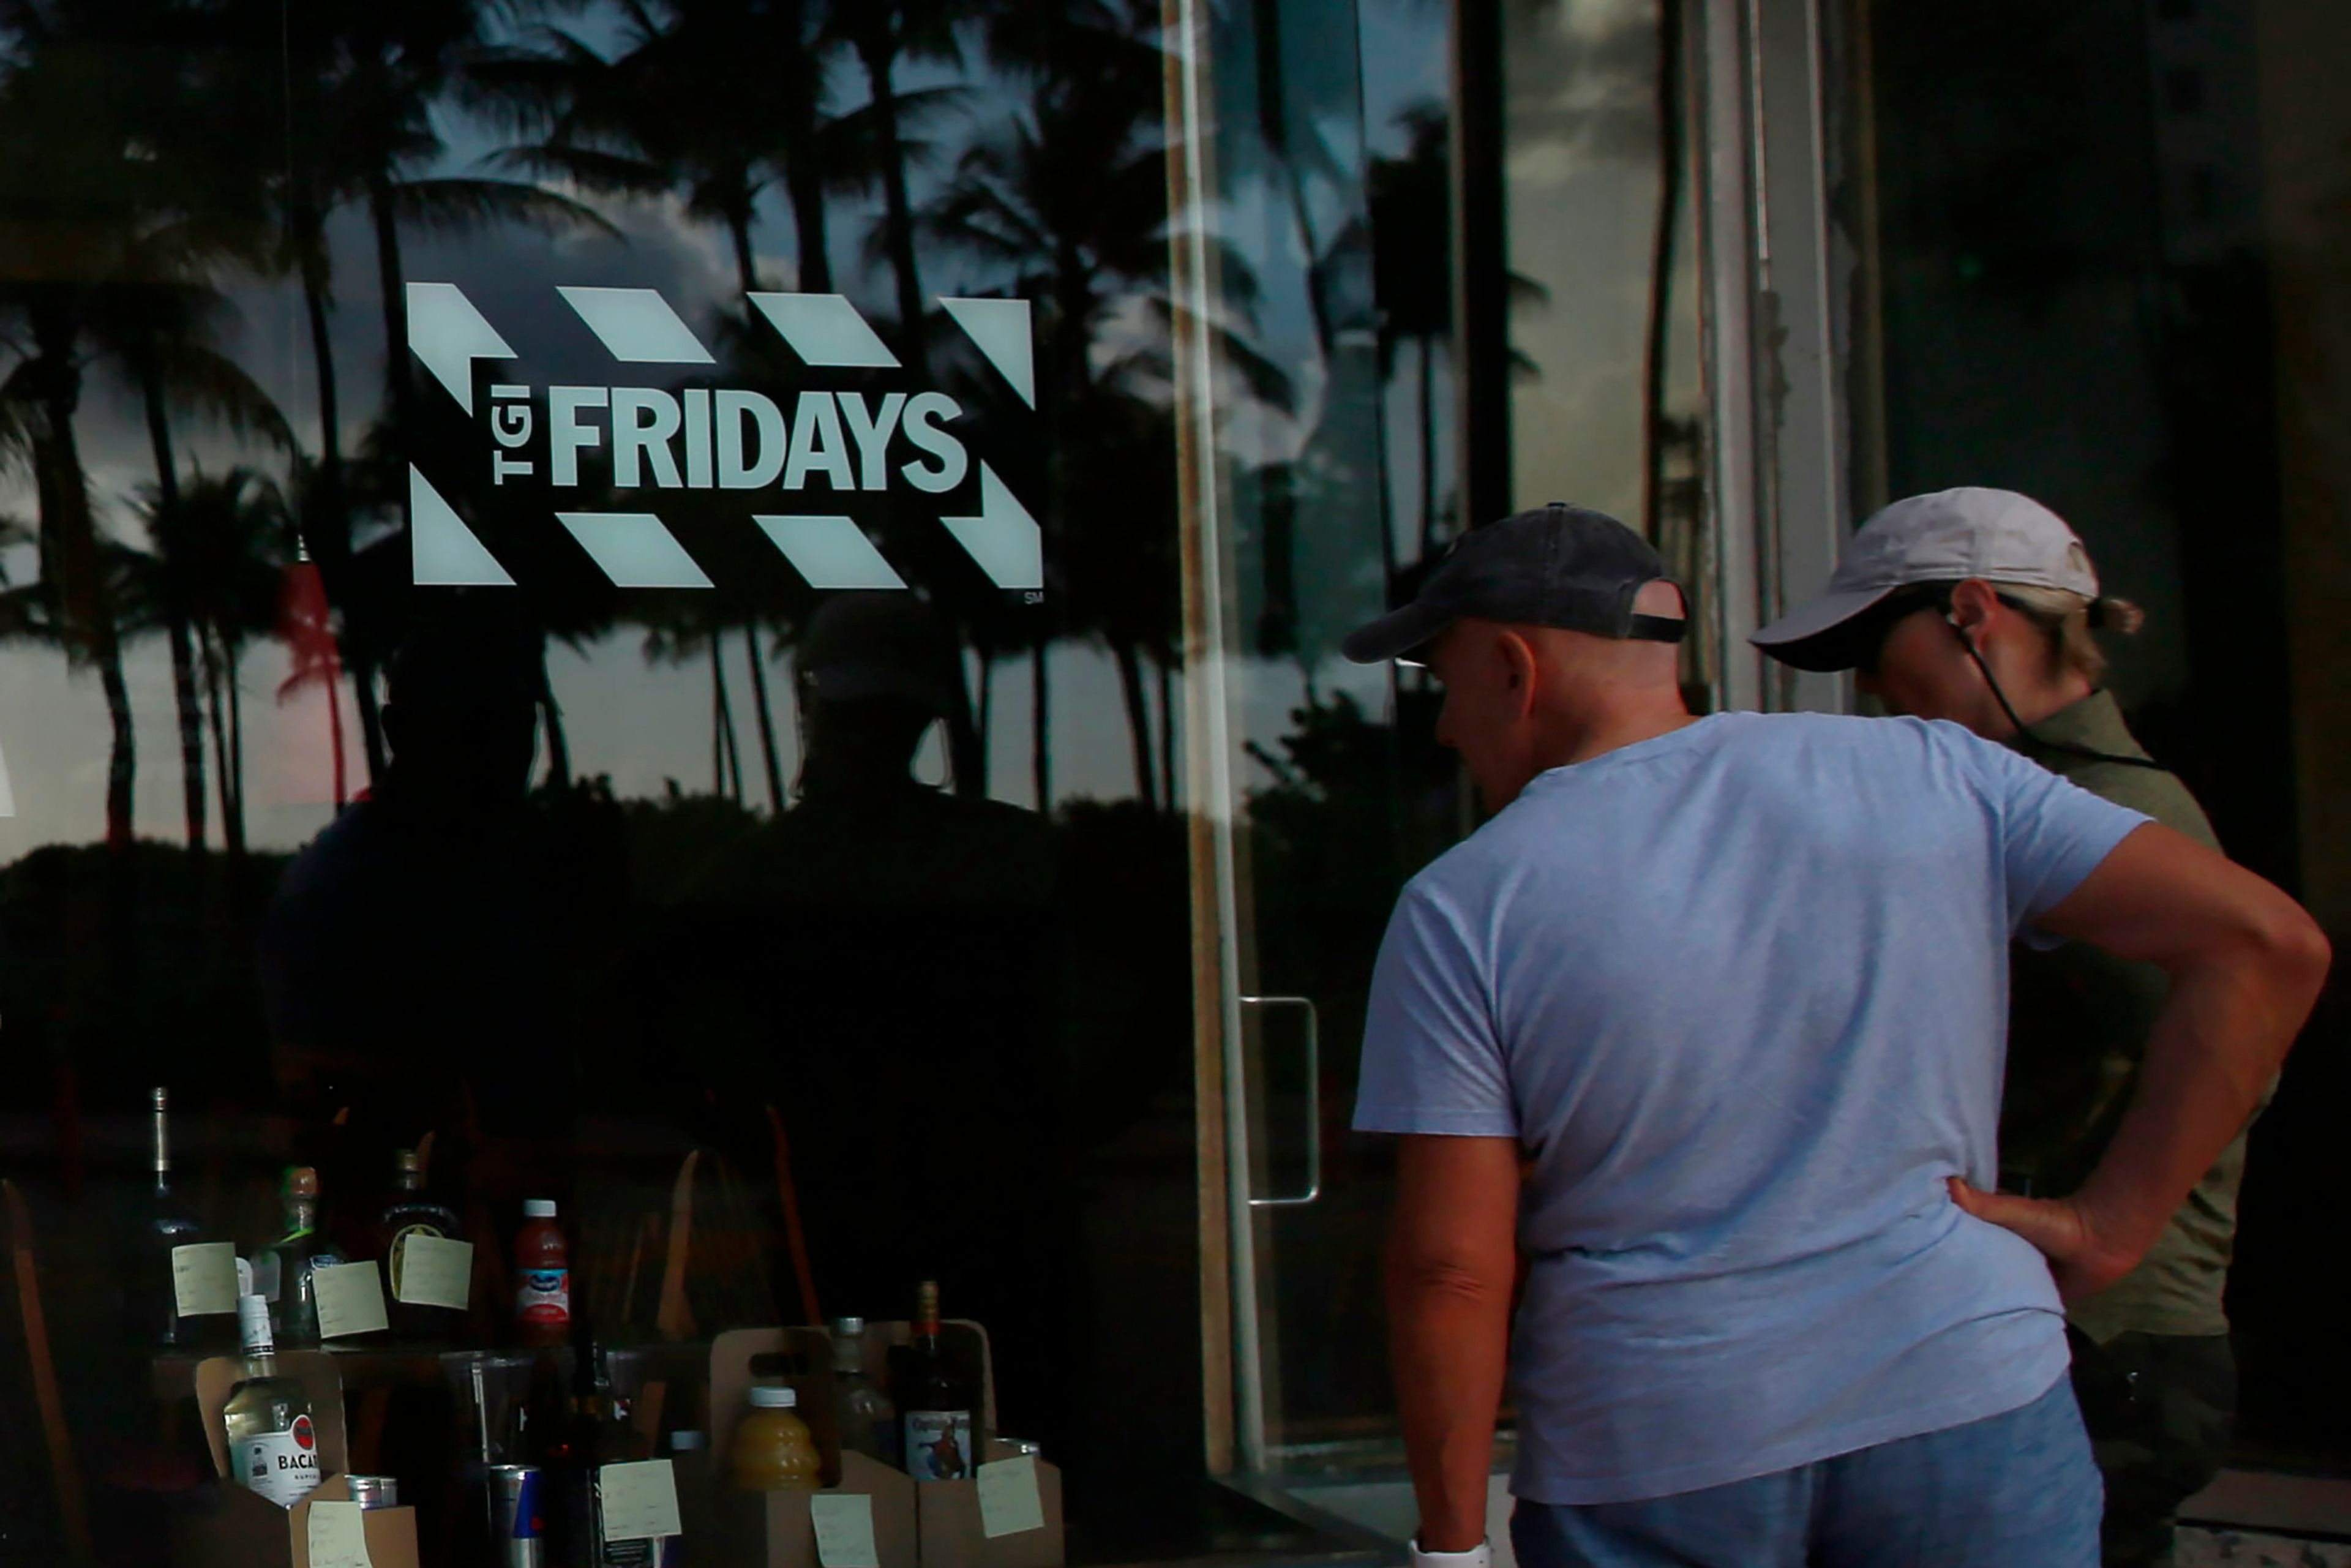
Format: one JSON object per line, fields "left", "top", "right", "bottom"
{"left": 487, "top": 1465, "right": 544, "bottom": 1568}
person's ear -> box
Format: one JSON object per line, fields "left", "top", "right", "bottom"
{"left": 1946, "top": 579, "right": 2000, "bottom": 642}
{"left": 1496, "top": 629, "right": 1539, "bottom": 706}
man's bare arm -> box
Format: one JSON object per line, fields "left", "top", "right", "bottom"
{"left": 1954, "top": 821, "right": 2330, "bottom": 1295}
{"left": 1388, "top": 1133, "right": 1521, "bottom": 1551}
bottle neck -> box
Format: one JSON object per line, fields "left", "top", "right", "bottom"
{"left": 245, "top": 1346, "right": 279, "bottom": 1377}
{"left": 283, "top": 1198, "right": 318, "bottom": 1240}
{"left": 151, "top": 1101, "right": 171, "bottom": 1193}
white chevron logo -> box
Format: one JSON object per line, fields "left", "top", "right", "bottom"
{"left": 407, "top": 282, "right": 1043, "bottom": 593}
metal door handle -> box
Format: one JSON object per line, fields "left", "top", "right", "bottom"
{"left": 1240, "top": 995, "right": 1321, "bottom": 1207}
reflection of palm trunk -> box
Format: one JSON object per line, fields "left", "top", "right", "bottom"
{"left": 1111, "top": 640, "right": 1154, "bottom": 806}
{"left": 1157, "top": 658, "right": 1176, "bottom": 811}
{"left": 31, "top": 343, "right": 135, "bottom": 847}
{"left": 711, "top": 632, "right": 744, "bottom": 803}
{"left": 859, "top": 38, "right": 927, "bottom": 363}
{"left": 1419, "top": 337, "right": 1439, "bottom": 558}
{"left": 742, "top": 624, "right": 786, "bottom": 811}
{"left": 225, "top": 637, "right": 247, "bottom": 842}
{"left": 975, "top": 654, "right": 995, "bottom": 795}
{"left": 1641, "top": 0, "right": 1686, "bottom": 541}
{"left": 538, "top": 638, "right": 572, "bottom": 788}
{"left": 784, "top": 157, "right": 833, "bottom": 293}
{"left": 296, "top": 201, "right": 389, "bottom": 789}
{"left": 1030, "top": 639, "right": 1050, "bottom": 813}
{"left": 326, "top": 660, "right": 347, "bottom": 809}
{"left": 726, "top": 228, "right": 790, "bottom": 814}
{"left": 202, "top": 626, "right": 245, "bottom": 857}
{"left": 140, "top": 363, "right": 209, "bottom": 849}
{"left": 369, "top": 173, "right": 419, "bottom": 451}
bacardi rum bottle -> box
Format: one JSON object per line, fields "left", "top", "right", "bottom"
{"left": 223, "top": 1294, "right": 324, "bottom": 1508}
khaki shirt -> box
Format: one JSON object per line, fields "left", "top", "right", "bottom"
{"left": 2001, "top": 689, "right": 2244, "bottom": 1343}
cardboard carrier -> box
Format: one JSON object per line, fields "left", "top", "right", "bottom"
{"left": 708, "top": 1322, "right": 1062, "bottom": 1568}
{"left": 173, "top": 1349, "right": 421, "bottom": 1568}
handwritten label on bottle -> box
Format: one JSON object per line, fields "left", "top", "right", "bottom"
{"left": 310, "top": 1261, "right": 390, "bottom": 1340}
{"left": 977, "top": 1455, "right": 1047, "bottom": 1539}
{"left": 598, "top": 1460, "right": 681, "bottom": 1542}
{"left": 392, "top": 1235, "right": 473, "bottom": 1309}
{"left": 306, "top": 1499, "right": 373, "bottom": 1568}
{"left": 811, "top": 1493, "right": 882, "bottom": 1568}
{"left": 170, "top": 1242, "right": 239, "bottom": 1318}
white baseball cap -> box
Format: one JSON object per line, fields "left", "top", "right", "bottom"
{"left": 1751, "top": 487, "right": 2101, "bottom": 672}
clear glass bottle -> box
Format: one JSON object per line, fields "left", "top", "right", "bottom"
{"left": 266, "top": 1166, "right": 343, "bottom": 1348}
{"left": 831, "top": 1316, "right": 900, "bottom": 1468}
{"left": 223, "top": 1294, "right": 324, "bottom": 1508}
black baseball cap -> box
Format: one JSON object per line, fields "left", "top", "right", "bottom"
{"left": 1341, "top": 502, "right": 1687, "bottom": 664}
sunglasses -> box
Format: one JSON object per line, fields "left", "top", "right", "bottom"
{"left": 1848, "top": 587, "right": 1955, "bottom": 677}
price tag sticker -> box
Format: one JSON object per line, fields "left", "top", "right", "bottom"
{"left": 306, "top": 1499, "right": 373, "bottom": 1568}
{"left": 392, "top": 1235, "right": 473, "bottom": 1310}
{"left": 977, "top": 1454, "right": 1046, "bottom": 1539}
{"left": 310, "top": 1262, "right": 389, "bottom": 1340}
{"left": 170, "top": 1242, "right": 238, "bottom": 1318}
{"left": 598, "top": 1460, "right": 681, "bottom": 1542}
{"left": 811, "top": 1493, "right": 881, "bottom": 1568}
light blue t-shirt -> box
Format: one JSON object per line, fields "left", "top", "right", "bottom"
{"left": 1354, "top": 711, "right": 2148, "bottom": 1506}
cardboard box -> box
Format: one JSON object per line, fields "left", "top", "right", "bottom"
{"left": 173, "top": 1351, "right": 421, "bottom": 1568}
{"left": 710, "top": 1322, "right": 1062, "bottom": 1568}
{"left": 710, "top": 1326, "right": 920, "bottom": 1568}
{"left": 912, "top": 1438, "right": 1064, "bottom": 1568}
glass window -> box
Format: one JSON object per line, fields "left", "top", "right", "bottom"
{"left": 1849, "top": 0, "right": 2351, "bottom": 1485}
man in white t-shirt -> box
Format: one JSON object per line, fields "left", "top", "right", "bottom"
{"left": 1346, "top": 504, "right": 2327, "bottom": 1567}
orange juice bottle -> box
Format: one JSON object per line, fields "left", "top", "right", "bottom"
{"left": 731, "top": 1386, "right": 820, "bottom": 1492}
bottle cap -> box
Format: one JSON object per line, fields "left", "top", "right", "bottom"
{"left": 833, "top": 1316, "right": 866, "bottom": 1335}
{"left": 523, "top": 1199, "right": 557, "bottom": 1218}
{"left": 237, "top": 1294, "right": 275, "bottom": 1351}
{"left": 151, "top": 1087, "right": 168, "bottom": 1111}
{"left": 393, "top": 1149, "right": 422, "bottom": 1176}
{"left": 669, "top": 1430, "right": 707, "bottom": 1452}
{"left": 285, "top": 1167, "right": 320, "bottom": 1201}
{"left": 748, "top": 1386, "right": 798, "bottom": 1409}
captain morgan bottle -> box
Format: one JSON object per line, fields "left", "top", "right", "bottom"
{"left": 899, "top": 1281, "right": 977, "bottom": 1481}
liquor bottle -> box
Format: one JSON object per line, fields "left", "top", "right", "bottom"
{"left": 223, "top": 1294, "right": 324, "bottom": 1508}
{"left": 897, "top": 1281, "right": 978, "bottom": 1482}
{"left": 558, "top": 1335, "right": 658, "bottom": 1568}
{"left": 380, "top": 1147, "right": 462, "bottom": 1337}
{"left": 139, "top": 1087, "right": 204, "bottom": 1348}
{"left": 266, "top": 1167, "right": 345, "bottom": 1348}
{"left": 831, "top": 1317, "right": 900, "bottom": 1468}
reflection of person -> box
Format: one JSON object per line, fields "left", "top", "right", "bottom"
{"left": 684, "top": 593, "right": 1067, "bottom": 1444}
{"left": 258, "top": 611, "right": 567, "bottom": 1194}
{"left": 1754, "top": 487, "right": 2249, "bottom": 1567}
{"left": 1343, "top": 504, "right": 2327, "bottom": 1568}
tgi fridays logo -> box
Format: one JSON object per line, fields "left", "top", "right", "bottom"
{"left": 403, "top": 283, "right": 1043, "bottom": 593}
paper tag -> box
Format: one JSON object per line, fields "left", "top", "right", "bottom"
{"left": 170, "top": 1242, "right": 238, "bottom": 1318}
{"left": 977, "top": 1454, "right": 1046, "bottom": 1539}
{"left": 598, "top": 1460, "right": 681, "bottom": 1542}
{"left": 811, "top": 1493, "right": 881, "bottom": 1568}
{"left": 310, "top": 1261, "right": 390, "bottom": 1340}
{"left": 306, "top": 1499, "right": 373, "bottom": 1568}
{"left": 393, "top": 1235, "right": 473, "bottom": 1310}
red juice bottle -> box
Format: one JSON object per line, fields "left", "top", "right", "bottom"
{"left": 514, "top": 1199, "right": 571, "bottom": 1346}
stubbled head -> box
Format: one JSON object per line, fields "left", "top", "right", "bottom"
{"left": 1429, "top": 580, "right": 1689, "bottom": 812}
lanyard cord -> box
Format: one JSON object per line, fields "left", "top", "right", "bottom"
{"left": 1953, "top": 628, "right": 2169, "bottom": 774}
